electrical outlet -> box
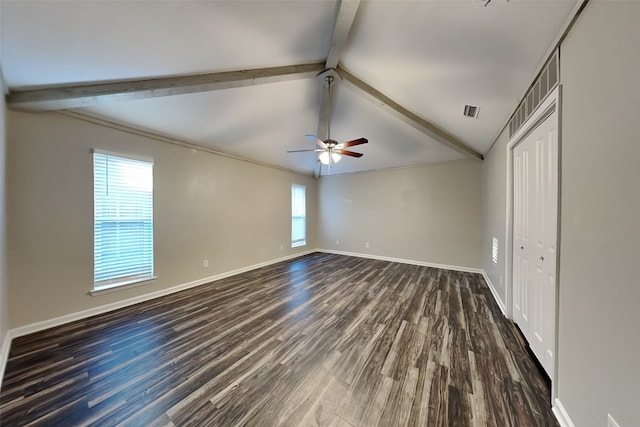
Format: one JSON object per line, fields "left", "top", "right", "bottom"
{"left": 365, "top": 242, "right": 370, "bottom": 248}
{"left": 607, "top": 413, "right": 621, "bottom": 427}
{"left": 280, "top": 244, "right": 284, "bottom": 251}
{"left": 336, "top": 240, "right": 339, "bottom": 246}
{"left": 203, "top": 259, "right": 209, "bottom": 268}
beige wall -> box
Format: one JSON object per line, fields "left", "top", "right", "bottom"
{"left": 318, "top": 161, "right": 483, "bottom": 269}
{"left": 557, "top": 2, "right": 639, "bottom": 426}
{"left": 7, "top": 111, "right": 317, "bottom": 328}
{"left": 0, "top": 71, "right": 8, "bottom": 349}
{"left": 482, "top": 129, "right": 508, "bottom": 305}
{"left": 482, "top": 2, "right": 640, "bottom": 426}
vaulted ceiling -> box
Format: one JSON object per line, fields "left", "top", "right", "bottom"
{"left": 1, "top": 0, "right": 578, "bottom": 176}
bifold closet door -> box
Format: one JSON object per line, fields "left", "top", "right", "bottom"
{"left": 512, "top": 110, "right": 558, "bottom": 380}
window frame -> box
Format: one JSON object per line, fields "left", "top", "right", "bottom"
{"left": 92, "top": 150, "right": 156, "bottom": 294}
{"left": 291, "top": 184, "right": 306, "bottom": 248}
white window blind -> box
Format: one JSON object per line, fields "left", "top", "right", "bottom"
{"left": 94, "top": 152, "right": 154, "bottom": 290}
{"left": 291, "top": 184, "right": 306, "bottom": 247}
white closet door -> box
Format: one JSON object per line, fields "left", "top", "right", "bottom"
{"left": 512, "top": 110, "right": 558, "bottom": 380}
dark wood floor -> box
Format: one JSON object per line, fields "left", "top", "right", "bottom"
{"left": 0, "top": 253, "right": 557, "bottom": 426}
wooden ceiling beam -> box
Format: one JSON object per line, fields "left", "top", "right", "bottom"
{"left": 315, "top": 0, "right": 361, "bottom": 178}
{"left": 337, "top": 66, "right": 484, "bottom": 162}
{"left": 325, "top": 0, "right": 361, "bottom": 70}
{"left": 7, "top": 62, "right": 326, "bottom": 112}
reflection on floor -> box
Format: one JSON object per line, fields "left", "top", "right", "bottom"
{"left": 0, "top": 253, "right": 557, "bottom": 426}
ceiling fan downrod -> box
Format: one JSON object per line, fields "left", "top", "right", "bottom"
{"left": 326, "top": 75, "right": 334, "bottom": 142}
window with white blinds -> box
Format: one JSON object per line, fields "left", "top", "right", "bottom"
{"left": 93, "top": 152, "right": 154, "bottom": 291}
{"left": 291, "top": 184, "right": 306, "bottom": 248}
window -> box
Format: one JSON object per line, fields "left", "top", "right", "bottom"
{"left": 291, "top": 184, "right": 306, "bottom": 247}
{"left": 93, "top": 152, "right": 154, "bottom": 291}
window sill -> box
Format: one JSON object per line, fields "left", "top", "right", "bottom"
{"left": 291, "top": 241, "right": 306, "bottom": 248}
{"left": 90, "top": 276, "right": 157, "bottom": 296}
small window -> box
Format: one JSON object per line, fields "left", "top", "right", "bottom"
{"left": 93, "top": 152, "right": 154, "bottom": 291}
{"left": 291, "top": 184, "right": 306, "bottom": 247}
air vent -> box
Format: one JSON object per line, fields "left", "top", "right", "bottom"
{"left": 509, "top": 49, "right": 560, "bottom": 137}
{"left": 463, "top": 105, "right": 480, "bottom": 118}
{"left": 492, "top": 237, "right": 499, "bottom": 264}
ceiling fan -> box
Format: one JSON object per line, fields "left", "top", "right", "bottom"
{"left": 287, "top": 75, "right": 368, "bottom": 171}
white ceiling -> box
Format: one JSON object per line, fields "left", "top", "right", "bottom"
{"left": 1, "top": 0, "right": 578, "bottom": 176}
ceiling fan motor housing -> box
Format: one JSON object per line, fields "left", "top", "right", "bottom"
{"left": 324, "top": 139, "right": 339, "bottom": 148}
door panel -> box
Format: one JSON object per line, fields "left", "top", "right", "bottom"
{"left": 513, "top": 136, "right": 532, "bottom": 336}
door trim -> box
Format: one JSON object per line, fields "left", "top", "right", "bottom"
{"left": 505, "top": 85, "right": 562, "bottom": 402}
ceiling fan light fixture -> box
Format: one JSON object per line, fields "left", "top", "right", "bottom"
{"left": 287, "top": 74, "right": 367, "bottom": 173}
{"left": 319, "top": 151, "right": 330, "bottom": 165}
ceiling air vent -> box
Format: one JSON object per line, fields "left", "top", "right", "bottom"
{"left": 463, "top": 105, "right": 480, "bottom": 118}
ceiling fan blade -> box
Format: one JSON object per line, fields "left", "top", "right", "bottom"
{"left": 334, "top": 149, "right": 363, "bottom": 158}
{"left": 287, "top": 149, "right": 322, "bottom": 153}
{"left": 339, "top": 137, "right": 368, "bottom": 148}
{"left": 305, "top": 134, "right": 326, "bottom": 148}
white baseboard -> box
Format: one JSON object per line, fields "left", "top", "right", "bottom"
{"left": 553, "top": 398, "right": 576, "bottom": 427}
{"left": 0, "top": 330, "right": 12, "bottom": 391}
{"left": 317, "top": 249, "right": 483, "bottom": 274}
{"left": 0, "top": 249, "right": 486, "bottom": 392}
{"left": 0, "top": 249, "right": 315, "bottom": 389}
{"left": 481, "top": 271, "right": 507, "bottom": 316}
{"left": 9, "top": 249, "right": 316, "bottom": 340}
{"left": 3, "top": 249, "right": 477, "bottom": 344}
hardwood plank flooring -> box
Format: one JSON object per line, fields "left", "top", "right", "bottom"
{"left": 0, "top": 253, "right": 557, "bottom": 426}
